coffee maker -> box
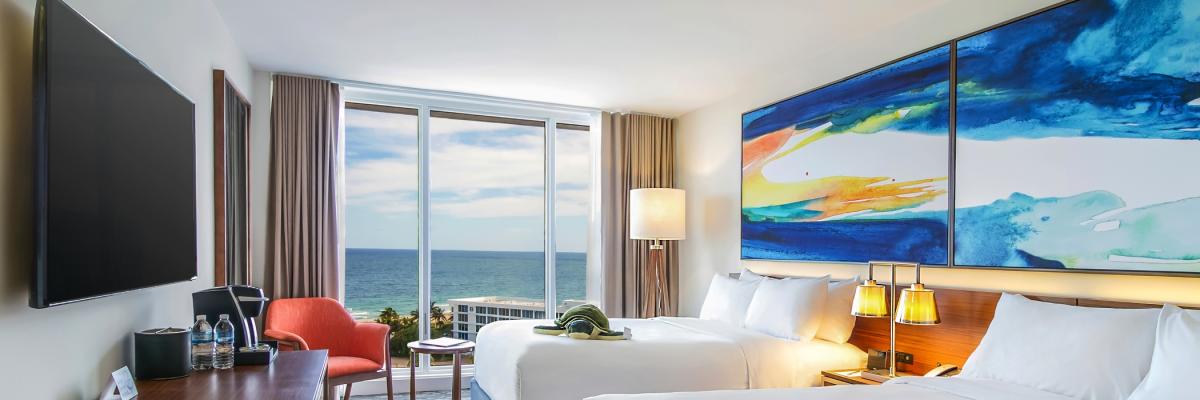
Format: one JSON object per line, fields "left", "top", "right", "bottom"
{"left": 192, "top": 285, "right": 276, "bottom": 365}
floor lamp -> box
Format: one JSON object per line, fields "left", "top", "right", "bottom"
{"left": 629, "top": 188, "right": 685, "bottom": 317}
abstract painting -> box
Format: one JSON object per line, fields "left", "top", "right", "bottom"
{"left": 741, "top": 45, "right": 951, "bottom": 264}
{"left": 954, "top": 0, "right": 1200, "bottom": 272}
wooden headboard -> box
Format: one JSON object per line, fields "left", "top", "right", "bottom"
{"left": 729, "top": 272, "right": 1186, "bottom": 374}
{"left": 845, "top": 287, "right": 1177, "bottom": 374}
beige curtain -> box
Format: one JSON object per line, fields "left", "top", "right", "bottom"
{"left": 601, "top": 112, "right": 678, "bottom": 318}
{"left": 266, "top": 75, "right": 342, "bottom": 300}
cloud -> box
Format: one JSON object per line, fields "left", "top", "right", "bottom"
{"left": 344, "top": 110, "right": 592, "bottom": 219}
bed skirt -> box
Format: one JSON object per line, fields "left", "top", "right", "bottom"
{"left": 470, "top": 378, "right": 492, "bottom": 400}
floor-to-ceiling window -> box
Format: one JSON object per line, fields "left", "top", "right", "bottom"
{"left": 341, "top": 85, "right": 598, "bottom": 372}
{"left": 430, "top": 111, "right": 546, "bottom": 352}
{"left": 554, "top": 123, "right": 592, "bottom": 314}
{"left": 342, "top": 102, "right": 421, "bottom": 367}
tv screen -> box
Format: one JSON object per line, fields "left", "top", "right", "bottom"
{"left": 32, "top": 0, "right": 197, "bottom": 308}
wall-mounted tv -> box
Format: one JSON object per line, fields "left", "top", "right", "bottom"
{"left": 32, "top": 0, "right": 197, "bottom": 308}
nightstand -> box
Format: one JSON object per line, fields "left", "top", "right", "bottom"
{"left": 821, "top": 369, "right": 915, "bottom": 386}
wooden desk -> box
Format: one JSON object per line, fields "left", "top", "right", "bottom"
{"left": 136, "top": 350, "right": 328, "bottom": 400}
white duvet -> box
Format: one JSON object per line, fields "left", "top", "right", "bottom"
{"left": 474, "top": 317, "right": 866, "bottom": 400}
{"left": 585, "top": 376, "right": 1075, "bottom": 400}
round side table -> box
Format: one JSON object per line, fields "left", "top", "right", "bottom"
{"left": 406, "top": 340, "right": 476, "bottom": 400}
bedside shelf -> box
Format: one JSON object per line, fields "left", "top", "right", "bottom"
{"left": 821, "top": 369, "right": 915, "bottom": 386}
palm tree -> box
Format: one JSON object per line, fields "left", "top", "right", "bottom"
{"left": 430, "top": 304, "right": 448, "bottom": 325}
{"left": 406, "top": 302, "right": 451, "bottom": 325}
{"left": 377, "top": 307, "right": 401, "bottom": 327}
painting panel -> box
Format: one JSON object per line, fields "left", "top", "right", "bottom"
{"left": 954, "top": 0, "right": 1200, "bottom": 272}
{"left": 741, "top": 45, "right": 951, "bottom": 264}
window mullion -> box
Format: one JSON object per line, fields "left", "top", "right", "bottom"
{"left": 544, "top": 118, "right": 557, "bottom": 319}
{"left": 417, "top": 106, "right": 433, "bottom": 372}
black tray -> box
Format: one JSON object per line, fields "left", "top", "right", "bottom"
{"left": 234, "top": 340, "right": 278, "bottom": 365}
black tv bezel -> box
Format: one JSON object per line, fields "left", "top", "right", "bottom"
{"left": 31, "top": 0, "right": 199, "bottom": 309}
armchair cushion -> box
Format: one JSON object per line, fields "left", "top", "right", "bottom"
{"left": 328, "top": 356, "right": 384, "bottom": 378}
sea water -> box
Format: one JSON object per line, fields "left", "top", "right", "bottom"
{"left": 344, "top": 249, "right": 586, "bottom": 320}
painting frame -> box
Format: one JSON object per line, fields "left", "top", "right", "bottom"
{"left": 741, "top": 0, "right": 1200, "bottom": 277}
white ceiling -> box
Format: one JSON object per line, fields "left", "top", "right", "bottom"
{"left": 212, "top": 0, "right": 963, "bottom": 116}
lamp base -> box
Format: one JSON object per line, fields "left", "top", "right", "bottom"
{"left": 860, "top": 369, "right": 894, "bottom": 383}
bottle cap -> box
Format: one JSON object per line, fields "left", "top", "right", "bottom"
{"left": 195, "top": 315, "right": 206, "bottom": 321}
{"left": 219, "top": 314, "right": 230, "bottom": 319}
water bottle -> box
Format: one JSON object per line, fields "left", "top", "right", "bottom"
{"left": 191, "top": 315, "right": 214, "bottom": 371}
{"left": 213, "top": 314, "right": 236, "bottom": 370}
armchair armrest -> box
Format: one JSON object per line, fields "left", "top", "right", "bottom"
{"left": 350, "top": 322, "right": 392, "bottom": 366}
{"left": 264, "top": 328, "right": 310, "bottom": 351}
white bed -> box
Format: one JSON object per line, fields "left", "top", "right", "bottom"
{"left": 583, "top": 376, "right": 1073, "bottom": 400}
{"left": 473, "top": 317, "right": 866, "bottom": 400}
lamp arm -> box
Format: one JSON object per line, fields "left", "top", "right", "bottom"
{"left": 889, "top": 262, "right": 897, "bottom": 378}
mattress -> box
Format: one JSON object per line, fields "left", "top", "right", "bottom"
{"left": 473, "top": 317, "right": 866, "bottom": 400}
{"left": 584, "top": 376, "right": 1075, "bottom": 400}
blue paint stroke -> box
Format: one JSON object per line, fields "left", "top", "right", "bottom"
{"left": 956, "top": 0, "right": 1200, "bottom": 141}
{"left": 742, "top": 218, "right": 948, "bottom": 265}
{"left": 955, "top": 191, "right": 1200, "bottom": 272}
{"left": 742, "top": 45, "right": 950, "bottom": 141}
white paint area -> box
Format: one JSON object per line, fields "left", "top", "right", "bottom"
{"left": 955, "top": 136, "right": 1200, "bottom": 211}
{"left": 760, "top": 130, "right": 949, "bottom": 213}
{"left": 1092, "top": 220, "right": 1120, "bottom": 232}
{"left": 1188, "top": 97, "right": 1200, "bottom": 106}
{"left": 1109, "top": 255, "right": 1199, "bottom": 265}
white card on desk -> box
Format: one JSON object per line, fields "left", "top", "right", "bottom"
{"left": 110, "top": 366, "right": 138, "bottom": 400}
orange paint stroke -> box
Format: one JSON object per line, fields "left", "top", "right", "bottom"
{"left": 742, "top": 126, "right": 794, "bottom": 169}
{"left": 744, "top": 174, "right": 946, "bottom": 221}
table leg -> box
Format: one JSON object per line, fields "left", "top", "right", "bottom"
{"left": 452, "top": 353, "right": 462, "bottom": 400}
{"left": 410, "top": 352, "right": 417, "bottom": 400}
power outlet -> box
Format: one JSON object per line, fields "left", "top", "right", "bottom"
{"left": 895, "top": 351, "right": 914, "bottom": 365}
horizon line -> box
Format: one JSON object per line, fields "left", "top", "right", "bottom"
{"left": 347, "top": 247, "right": 586, "bottom": 254}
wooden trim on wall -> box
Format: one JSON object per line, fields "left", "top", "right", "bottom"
{"left": 213, "top": 70, "right": 227, "bottom": 287}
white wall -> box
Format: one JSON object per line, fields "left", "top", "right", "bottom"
{"left": 674, "top": 0, "right": 1200, "bottom": 317}
{"left": 0, "top": 0, "right": 253, "bottom": 398}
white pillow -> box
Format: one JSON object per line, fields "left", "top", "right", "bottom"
{"left": 698, "top": 274, "right": 760, "bottom": 326}
{"left": 961, "top": 293, "right": 1159, "bottom": 400}
{"left": 1128, "top": 305, "right": 1200, "bottom": 400}
{"left": 744, "top": 276, "right": 828, "bottom": 340}
{"left": 814, "top": 276, "right": 860, "bottom": 343}
{"left": 737, "top": 268, "right": 767, "bottom": 283}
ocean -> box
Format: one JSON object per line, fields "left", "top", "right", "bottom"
{"left": 344, "top": 248, "right": 586, "bottom": 319}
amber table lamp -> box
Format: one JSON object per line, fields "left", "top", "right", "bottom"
{"left": 851, "top": 261, "right": 941, "bottom": 381}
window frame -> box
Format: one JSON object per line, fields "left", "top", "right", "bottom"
{"left": 339, "top": 82, "right": 602, "bottom": 375}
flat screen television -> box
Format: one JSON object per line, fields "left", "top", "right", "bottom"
{"left": 31, "top": 0, "right": 197, "bottom": 308}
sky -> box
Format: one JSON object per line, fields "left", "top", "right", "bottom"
{"left": 344, "top": 108, "right": 590, "bottom": 253}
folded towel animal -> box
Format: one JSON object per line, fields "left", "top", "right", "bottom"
{"left": 532, "top": 304, "right": 627, "bottom": 340}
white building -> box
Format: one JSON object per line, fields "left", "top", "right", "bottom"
{"left": 448, "top": 297, "right": 588, "bottom": 340}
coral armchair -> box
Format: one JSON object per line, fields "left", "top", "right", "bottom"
{"left": 264, "top": 297, "right": 394, "bottom": 400}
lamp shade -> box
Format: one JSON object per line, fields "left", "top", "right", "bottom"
{"left": 629, "top": 188, "right": 686, "bottom": 240}
{"left": 850, "top": 280, "right": 888, "bottom": 318}
{"left": 895, "top": 283, "right": 940, "bottom": 325}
